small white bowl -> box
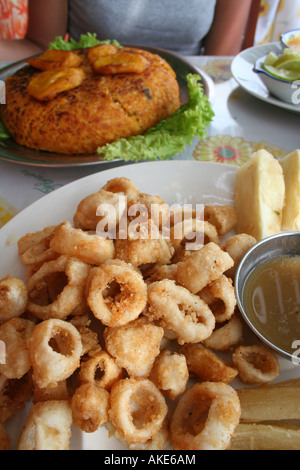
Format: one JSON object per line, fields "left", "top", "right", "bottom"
{"left": 253, "top": 55, "right": 300, "bottom": 105}
{"left": 235, "top": 231, "right": 300, "bottom": 361}
{"left": 281, "top": 29, "right": 300, "bottom": 51}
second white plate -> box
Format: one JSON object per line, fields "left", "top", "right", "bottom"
{"left": 231, "top": 42, "right": 300, "bottom": 114}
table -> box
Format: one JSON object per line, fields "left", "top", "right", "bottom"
{"left": 0, "top": 55, "right": 299, "bottom": 229}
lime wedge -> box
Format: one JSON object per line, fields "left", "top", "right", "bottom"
{"left": 274, "top": 54, "right": 300, "bottom": 68}
{"left": 263, "top": 64, "right": 300, "bottom": 81}
{"left": 283, "top": 47, "right": 299, "bottom": 55}
{"left": 264, "top": 52, "right": 278, "bottom": 66}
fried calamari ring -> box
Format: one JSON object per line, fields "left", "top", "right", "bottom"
{"left": 225, "top": 233, "right": 257, "bottom": 279}
{"left": 0, "top": 318, "right": 35, "bottom": 379}
{"left": 18, "top": 225, "right": 57, "bottom": 255}
{"left": 203, "top": 313, "right": 243, "bottom": 352}
{"left": 27, "top": 255, "right": 90, "bottom": 320}
{"left": 102, "top": 177, "right": 140, "bottom": 202}
{"left": 180, "top": 343, "right": 238, "bottom": 384}
{"left": 106, "top": 418, "right": 170, "bottom": 450}
{"left": 18, "top": 225, "right": 58, "bottom": 266}
{"left": 0, "top": 422, "right": 10, "bottom": 450}
{"left": 147, "top": 279, "right": 215, "bottom": 345}
{"left": 146, "top": 263, "right": 178, "bottom": 283}
{"left": 71, "top": 383, "right": 109, "bottom": 433}
{"left": 104, "top": 317, "right": 164, "bottom": 377}
{"left": 114, "top": 224, "right": 174, "bottom": 268}
{"left": 108, "top": 377, "right": 168, "bottom": 443}
{"left": 204, "top": 205, "right": 237, "bottom": 236}
{"left": 199, "top": 274, "right": 236, "bottom": 323}
{"left": 77, "top": 349, "right": 124, "bottom": 391}
{"left": 74, "top": 325, "right": 100, "bottom": 357}
{"left": 175, "top": 242, "right": 234, "bottom": 294}
{"left": 170, "top": 382, "right": 241, "bottom": 450}
{"left": 86, "top": 259, "right": 147, "bottom": 327}
{"left": 149, "top": 350, "right": 189, "bottom": 400}
{"left": 73, "top": 189, "right": 126, "bottom": 231}
{"left": 0, "top": 275, "right": 28, "bottom": 322}
{"left": 127, "top": 192, "right": 169, "bottom": 231}
{"left": 170, "top": 220, "right": 220, "bottom": 254}
{"left": 33, "top": 379, "right": 71, "bottom": 404}
{"left": 17, "top": 400, "right": 72, "bottom": 450}
{"left": 232, "top": 345, "right": 280, "bottom": 384}
{"left": 28, "top": 319, "right": 82, "bottom": 389}
{"left": 0, "top": 372, "right": 33, "bottom": 424}
{"left": 50, "top": 221, "right": 115, "bottom": 265}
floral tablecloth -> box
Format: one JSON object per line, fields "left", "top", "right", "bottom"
{"left": 0, "top": 55, "right": 298, "bottom": 228}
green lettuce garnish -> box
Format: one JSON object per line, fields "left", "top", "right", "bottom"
{"left": 99, "top": 73, "right": 214, "bottom": 162}
{"left": 49, "top": 33, "right": 121, "bottom": 51}
{"left": 0, "top": 119, "right": 10, "bottom": 139}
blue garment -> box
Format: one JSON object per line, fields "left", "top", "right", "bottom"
{"left": 68, "top": 0, "right": 217, "bottom": 55}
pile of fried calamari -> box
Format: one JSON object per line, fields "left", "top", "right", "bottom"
{"left": 0, "top": 177, "right": 282, "bottom": 451}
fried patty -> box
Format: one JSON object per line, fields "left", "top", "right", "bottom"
{"left": 0, "top": 47, "right": 180, "bottom": 155}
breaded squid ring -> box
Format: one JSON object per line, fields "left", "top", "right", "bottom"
{"left": 102, "top": 177, "right": 140, "bottom": 202}
{"left": 50, "top": 221, "right": 115, "bottom": 265}
{"left": 175, "top": 242, "right": 234, "bottom": 294}
{"left": 180, "top": 343, "right": 238, "bottom": 384}
{"left": 114, "top": 228, "right": 174, "bottom": 268}
{"left": 105, "top": 418, "right": 170, "bottom": 450}
{"left": 0, "top": 275, "right": 28, "bottom": 322}
{"left": 73, "top": 189, "right": 126, "bottom": 231}
{"left": 199, "top": 274, "right": 237, "bottom": 323}
{"left": 0, "top": 318, "right": 35, "bottom": 379}
{"left": 17, "top": 400, "right": 73, "bottom": 450}
{"left": 147, "top": 279, "right": 215, "bottom": 345}
{"left": 17, "top": 225, "right": 58, "bottom": 265}
{"left": 170, "top": 220, "right": 220, "bottom": 252}
{"left": 103, "top": 317, "right": 164, "bottom": 377}
{"left": 149, "top": 350, "right": 189, "bottom": 400}
{"left": 86, "top": 260, "right": 147, "bottom": 327}
{"left": 232, "top": 345, "right": 280, "bottom": 384}
{"left": 28, "top": 318, "right": 82, "bottom": 388}
{"left": 203, "top": 313, "right": 243, "bottom": 352}
{"left": 224, "top": 233, "right": 257, "bottom": 279}
{"left": 204, "top": 204, "right": 237, "bottom": 236}
{"left": 0, "top": 423, "right": 10, "bottom": 450}
{"left": 77, "top": 349, "right": 124, "bottom": 391}
{"left": 71, "top": 382, "right": 109, "bottom": 433}
{"left": 170, "top": 382, "right": 241, "bottom": 450}
{"left": 108, "top": 377, "right": 168, "bottom": 443}
{"left": 127, "top": 192, "right": 169, "bottom": 231}
{"left": 27, "top": 255, "right": 90, "bottom": 320}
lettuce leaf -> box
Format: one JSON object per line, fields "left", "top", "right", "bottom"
{"left": 0, "top": 120, "right": 10, "bottom": 139}
{"left": 99, "top": 73, "right": 214, "bottom": 162}
{"left": 49, "top": 33, "right": 121, "bottom": 51}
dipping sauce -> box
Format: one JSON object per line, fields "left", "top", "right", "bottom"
{"left": 243, "top": 256, "right": 300, "bottom": 355}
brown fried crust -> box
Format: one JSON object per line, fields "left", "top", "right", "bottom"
{"left": 0, "top": 47, "right": 180, "bottom": 155}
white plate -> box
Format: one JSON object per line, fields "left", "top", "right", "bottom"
{"left": 2, "top": 160, "right": 299, "bottom": 450}
{"left": 0, "top": 48, "right": 214, "bottom": 168}
{"left": 231, "top": 42, "right": 300, "bottom": 113}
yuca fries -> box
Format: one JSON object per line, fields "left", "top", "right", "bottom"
{"left": 238, "top": 378, "right": 300, "bottom": 423}
{"left": 231, "top": 423, "right": 300, "bottom": 450}
{"left": 229, "top": 379, "right": 300, "bottom": 450}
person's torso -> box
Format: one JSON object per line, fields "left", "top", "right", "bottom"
{"left": 68, "top": 0, "right": 217, "bottom": 55}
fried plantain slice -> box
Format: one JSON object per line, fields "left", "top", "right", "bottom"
{"left": 27, "top": 50, "right": 82, "bottom": 71}
{"left": 27, "top": 67, "right": 86, "bottom": 101}
{"left": 90, "top": 50, "right": 150, "bottom": 75}
{"left": 87, "top": 44, "right": 119, "bottom": 63}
